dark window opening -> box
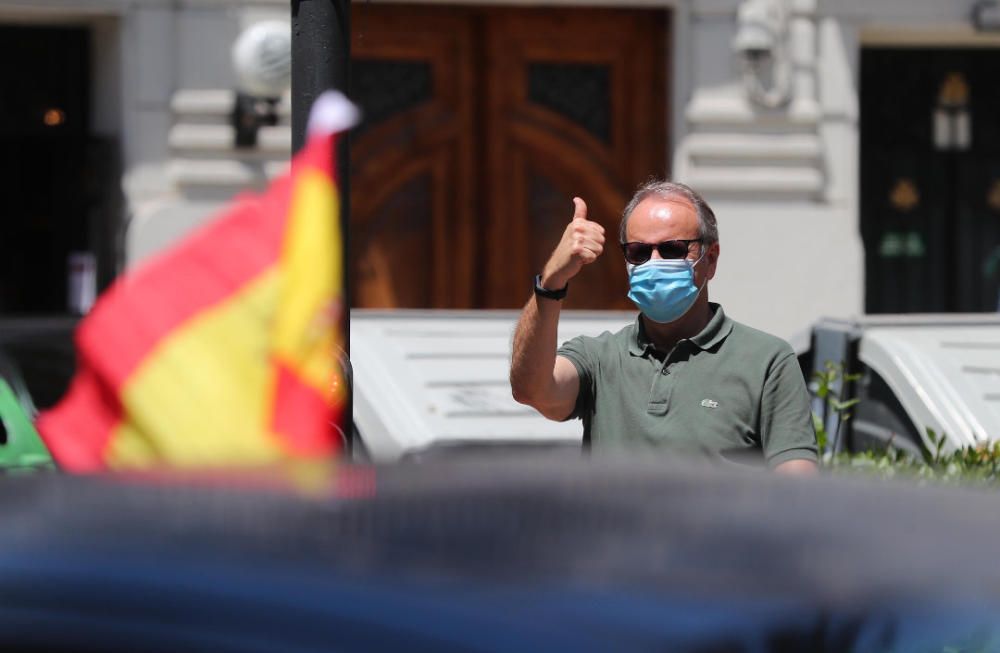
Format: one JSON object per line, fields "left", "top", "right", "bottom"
{"left": 0, "top": 25, "right": 106, "bottom": 315}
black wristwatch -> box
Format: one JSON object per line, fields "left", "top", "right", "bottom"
{"left": 533, "top": 274, "right": 568, "bottom": 300}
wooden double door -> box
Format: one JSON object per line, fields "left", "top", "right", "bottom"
{"left": 349, "top": 5, "right": 669, "bottom": 309}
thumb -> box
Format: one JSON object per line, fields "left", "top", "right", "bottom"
{"left": 571, "top": 197, "right": 588, "bottom": 222}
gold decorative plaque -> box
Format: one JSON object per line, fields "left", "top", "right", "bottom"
{"left": 988, "top": 180, "right": 1000, "bottom": 212}
{"left": 889, "top": 178, "right": 920, "bottom": 212}
{"left": 938, "top": 72, "right": 970, "bottom": 108}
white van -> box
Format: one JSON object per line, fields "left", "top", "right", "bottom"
{"left": 352, "top": 310, "right": 1000, "bottom": 461}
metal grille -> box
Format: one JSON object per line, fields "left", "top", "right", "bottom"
{"left": 527, "top": 62, "right": 611, "bottom": 143}
{"left": 352, "top": 59, "right": 433, "bottom": 135}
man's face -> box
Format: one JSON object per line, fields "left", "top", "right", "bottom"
{"left": 624, "top": 195, "right": 719, "bottom": 286}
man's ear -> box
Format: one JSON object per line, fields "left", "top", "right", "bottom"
{"left": 706, "top": 242, "right": 720, "bottom": 280}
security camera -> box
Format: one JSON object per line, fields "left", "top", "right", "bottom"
{"left": 732, "top": 0, "right": 784, "bottom": 61}
{"left": 232, "top": 21, "right": 291, "bottom": 99}
{"left": 732, "top": 24, "right": 775, "bottom": 63}
{"left": 230, "top": 21, "right": 291, "bottom": 148}
{"left": 732, "top": 0, "right": 790, "bottom": 108}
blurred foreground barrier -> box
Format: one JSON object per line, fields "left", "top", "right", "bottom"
{"left": 2, "top": 454, "right": 1000, "bottom": 651}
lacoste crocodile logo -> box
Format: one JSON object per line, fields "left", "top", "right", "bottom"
{"left": 700, "top": 399, "right": 719, "bottom": 409}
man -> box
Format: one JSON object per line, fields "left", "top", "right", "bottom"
{"left": 510, "top": 180, "right": 817, "bottom": 473}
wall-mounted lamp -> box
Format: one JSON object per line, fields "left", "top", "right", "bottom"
{"left": 732, "top": 0, "right": 791, "bottom": 109}
{"left": 972, "top": 0, "right": 1000, "bottom": 31}
{"left": 231, "top": 20, "right": 291, "bottom": 148}
{"left": 43, "top": 108, "right": 67, "bottom": 127}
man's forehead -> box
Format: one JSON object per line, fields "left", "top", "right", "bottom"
{"left": 644, "top": 195, "right": 695, "bottom": 214}
{"left": 627, "top": 195, "right": 698, "bottom": 235}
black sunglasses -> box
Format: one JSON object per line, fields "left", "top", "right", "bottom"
{"left": 621, "top": 239, "right": 703, "bottom": 265}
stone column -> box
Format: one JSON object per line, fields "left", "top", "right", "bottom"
{"left": 789, "top": 0, "right": 820, "bottom": 121}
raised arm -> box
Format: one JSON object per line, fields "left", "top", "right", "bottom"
{"left": 510, "top": 197, "right": 605, "bottom": 421}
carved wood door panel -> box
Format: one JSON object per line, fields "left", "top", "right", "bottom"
{"left": 350, "top": 5, "right": 668, "bottom": 309}
{"left": 350, "top": 7, "right": 476, "bottom": 308}
{"left": 482, "top": 9, "right": 668, "bottom": 309}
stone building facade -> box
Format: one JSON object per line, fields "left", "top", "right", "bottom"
{"left": 3, "top": 0, "right": 998, "bottom": 341}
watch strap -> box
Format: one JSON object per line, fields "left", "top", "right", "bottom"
{"left": 533, "top": 274, "right": 568, "bottom": 300}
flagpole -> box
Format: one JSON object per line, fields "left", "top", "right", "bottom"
{"left": 291, "top": 0, "right": 354, "bottom": 456}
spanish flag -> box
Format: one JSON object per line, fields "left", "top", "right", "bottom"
{"left": 36, "top": 91, "right": 359, "bottom": 472}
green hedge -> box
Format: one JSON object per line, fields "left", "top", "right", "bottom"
{"left": 813, "top": 361, "right": 1000, "bottom": 486}
{"left": 824, "top": 434, "right": 1000, "bottom": 487}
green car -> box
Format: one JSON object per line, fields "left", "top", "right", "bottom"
{"left": 0, "top": 317, "right": 76, "bottom": 471}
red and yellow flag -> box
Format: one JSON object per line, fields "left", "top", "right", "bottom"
{"left": 37, "top": 92, "right": 359, "bottom": 472}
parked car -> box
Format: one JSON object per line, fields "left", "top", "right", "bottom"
{"left": 0, "top": 317, "right": 77, "bottom": 419}
{"left": 352, "top": 310, "right": 1000, "bottom": 461}
{"left": 805, "top": 314, "right": 1000, "bottom": 456}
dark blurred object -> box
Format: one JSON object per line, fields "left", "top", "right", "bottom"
{"left": 0, "top": 317, "right": 76, "bottom": 417}
{"left": 231, "top": 92, "right": 280, "bottom": 148}
{"left": 3, "top": 455, "right": 1000, "bottom": 651}
{"left": 972, "top": 0, "right": 1000, "bottom": 31}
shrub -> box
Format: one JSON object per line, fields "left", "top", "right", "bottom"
{"left": 812, "top": 362, "right": 1000, "bottom": 486}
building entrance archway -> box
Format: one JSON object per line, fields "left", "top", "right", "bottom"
{"left": 861, "top": 48, "right": 1000, "bottom": 313}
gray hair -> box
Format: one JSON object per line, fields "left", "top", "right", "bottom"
{"left": 618, "top": 180, "right": 718, "bottom": 246}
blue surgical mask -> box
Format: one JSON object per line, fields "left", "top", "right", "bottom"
{"left": 627, "top": 255, "right": 705, "bottom": 323}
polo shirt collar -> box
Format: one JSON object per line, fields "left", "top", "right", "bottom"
{"left": 689, "top": 303, "right": 734, "bottom": 351}
{"left": 629, "top": 317, "right": 653, "bottom": 357}
{"left": 629, "top": 303, "right": 733, "bottom": 356}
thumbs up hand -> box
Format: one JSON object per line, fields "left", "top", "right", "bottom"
{"left": 540, "top": 197, "right": 606, "bottom": 290}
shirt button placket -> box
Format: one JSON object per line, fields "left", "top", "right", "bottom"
{"left": 646, "top": 358, "right": 671, "bottom": 416}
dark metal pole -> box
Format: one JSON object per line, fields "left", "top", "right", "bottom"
{"left": 291, "top": 0, "right": 354, "bottom": 455}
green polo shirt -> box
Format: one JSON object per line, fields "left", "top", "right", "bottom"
{"left": 557, "top": 303, "right": 817, "bottom": 467}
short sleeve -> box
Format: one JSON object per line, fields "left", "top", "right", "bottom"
{"left": 556, "top": 335, "right": 594, "bottom": 422}
{"left": 760, "top": 350, "right": 819, "bottom": 466}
